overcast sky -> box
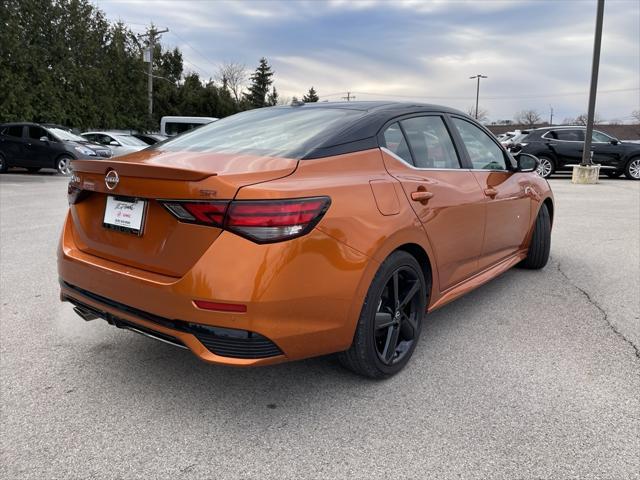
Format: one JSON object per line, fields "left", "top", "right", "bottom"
{"left": 94, "top": 0, "right": 639, "bottom": 123}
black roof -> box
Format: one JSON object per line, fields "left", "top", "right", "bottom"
{"left": 284, "top": 101, "right": 468, "bottom": 159}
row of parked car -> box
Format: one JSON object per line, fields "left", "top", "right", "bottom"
{"left": 0, "top": 116, "right": 217, "bottom": 175}
{"left": 496, "top": 126, "right": 640, "bottom": 180}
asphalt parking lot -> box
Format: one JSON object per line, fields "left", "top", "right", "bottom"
{"left": 1, "top": 172, "right": 638, "bottom": 479}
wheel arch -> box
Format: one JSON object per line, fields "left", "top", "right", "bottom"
{"left": 395, "top": 243, "right": 434, "bottom": 299}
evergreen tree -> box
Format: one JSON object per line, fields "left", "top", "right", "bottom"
{"left": 302, "top": 87, "right": 319, "bottom": 103}
{"left": 244, "top": 57, "right": 274, "bottom": 108}
{"left": 267, "top": 86, "right": 279, "bottom": 106}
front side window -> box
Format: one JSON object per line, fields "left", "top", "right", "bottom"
{"left": 592, "top": 131, "right": 611, "bottom": 143}
{"left": 451, "top": 118, "right": 507, "bottom": 170}
{"left": 400, "top": 116, "right": 460, "bottom": 169}
{"left": 28, "top": 126, "right": 50, "bottom": 141}
{"left": 382, "top": 122, "right": 412, "bottom": 164}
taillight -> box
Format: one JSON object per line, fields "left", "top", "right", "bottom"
{"left": 162, "top": 201, "right": 228, "bottom": 227}
{"left": 161, "top": 197, "right": 331, "bottom": 244}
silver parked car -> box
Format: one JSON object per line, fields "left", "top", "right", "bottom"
{"left": 81, "top": 131, "right": 148, "bottom": 157}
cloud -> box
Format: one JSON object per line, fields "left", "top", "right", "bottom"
{"left": 94, "top": 0, "right": 640, "bottom": 122}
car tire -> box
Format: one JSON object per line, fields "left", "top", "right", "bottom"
{"left": 605, "top": 170, "right": 622, "bottom": 178}
{"left": 624, "top": 157, "right": 640, "bottom": 180}
{"left": 56, "top": 155, "right": 73, "bottom": 176}
{"left": 535, "top": 156, "right": 555, "bottom": 179}
{"left": 0, "top": 153, "right": 7, "bottom": 173}
{"left": 520, "top": 203, "right": 551, "bottom": 270}
{"left": 26, "top": 167, "right": 41, "bottom": 173}
{"left": 338, "top": 251, "right": 427, "bottom": 379}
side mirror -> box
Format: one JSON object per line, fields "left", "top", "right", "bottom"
{"left": 516, "top": 153, "right": 538, "bottom": 172}
{"left": 610, "top": 139, "right": 620, "bottom": 145}
{"left": 39, "top": 136, "right": 49, "bottom": 142}
{"left": 109, "top": 140, "right": 120, "bottom": 146}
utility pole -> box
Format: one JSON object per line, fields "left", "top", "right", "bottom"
{"left": 469, "top": 74, "right": 487, "bottom": 119}
{"left": 138, "top": 25, "right": 169, "bottom": 119}
{"left": 342, "top": 92, "right": 356, "bottom": 102}
{"left": 549, "top": 105, "right": 554, "bottom": 125}
{"left": 581, "top": 0, "right": 604, "bottom": 166}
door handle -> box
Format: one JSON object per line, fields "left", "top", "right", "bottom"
{"left": 410, "top": 190, "right": 434, "bottom": 203}
{"left": 484, "top": 188, "right": 498, "bottom": 198}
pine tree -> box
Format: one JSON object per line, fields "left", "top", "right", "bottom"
{"left": 302, "top": 86, "right": 319, "bottom": 103}
{"left": 245, "top": 57, "right": 274, "bottom": 108}
{"left": 267, "top": 86, "right": 279, "bottom": 106}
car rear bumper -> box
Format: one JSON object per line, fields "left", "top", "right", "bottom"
{"left": 57, "top": 212, "right": 372, "bottom": 366}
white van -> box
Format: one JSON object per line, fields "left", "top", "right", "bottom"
{"left": 160, "top": 116, "right": 218, "bottom": 137}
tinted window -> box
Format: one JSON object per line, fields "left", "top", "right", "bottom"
{"left": 548, "top": 129, "right": 584, "bottom": 141}
{"left": 156, "top": 107, "right": 366, "bottom": 159}
{"left": 592, "top": 131, "right": 611, "bottom": 143}
{"left": 6, "top": 125, "right": 23, "bottom": 138}
{"left": 452, "top": 118, "right": 507, "bottom": 170}
{"left": 28, "top": 126, "right": 50, "bottom": 141}
{"left": 382, "top": 123, "right": 412, "bottom": 165}
{"left": 114, "top": 135, "right": 147, "bottom": 147}
{"left": 400, "top": 116, "right": 460, "bottom": 169}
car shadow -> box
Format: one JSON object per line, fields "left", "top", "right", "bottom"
{"left": 72, "top": 265, "right": 543, "bottom": 421}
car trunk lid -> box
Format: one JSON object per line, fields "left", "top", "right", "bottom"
{"left": 68, "top": 150, "right": 298, "bottom": 277}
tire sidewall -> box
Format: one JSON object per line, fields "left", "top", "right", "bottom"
{"left": 625, "top": 157, "right": 640, "bottom": 180}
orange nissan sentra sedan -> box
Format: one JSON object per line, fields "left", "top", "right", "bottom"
{"left": 58, "top": 102, "right": 553, "bottom": 378}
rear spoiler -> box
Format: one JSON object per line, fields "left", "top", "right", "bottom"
{"left": 71, "top": 159, "right": 215, "bottom": 182}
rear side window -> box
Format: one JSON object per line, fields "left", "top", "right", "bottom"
{"left": 156, "top": 107, "right": 366, "bottom": 159}
{"left": 400, "top": 116, "right": 460, "bottom": 169}
{"left": 382, "top": 123, "right": 412, "bottom": 164}
{"left": 451, "top": 118, "right": 507, "bottom": 170}
{"left": 6, "top": 125, "right": 23, "bottom": 138}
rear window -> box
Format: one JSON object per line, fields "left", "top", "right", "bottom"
{"left": 155, "top": 107, "right": 366, "bottom": 159}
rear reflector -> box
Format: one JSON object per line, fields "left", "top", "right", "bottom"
{"left": 193, "top": 300, "right": 247, "bottom": 313}
{"left": 161, "top": 196, "right": 330, "bottom": 243}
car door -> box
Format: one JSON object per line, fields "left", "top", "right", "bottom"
{"left": 591, "top": 130, "right": 623, "bottom": 168}
{"left": 544, "top": 129, "right": 585, "bottom": 168}
{"left": 26, "top": 125, "right": 53, "bottom": 167}
{"left": 449, "top": 116, "right": 532, "bottom": 270}
{"left": 1, "top": 125, "right": 27, "bottom": 165}
{"left": 380, "top": 115, "right": 486, "bottom": 291}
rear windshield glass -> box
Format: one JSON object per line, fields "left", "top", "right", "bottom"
{"left": 115, "top": 135, "right": 147, "bottom": 146}
{"left": 154, "top": 107, "right": 366, "bottom": 159}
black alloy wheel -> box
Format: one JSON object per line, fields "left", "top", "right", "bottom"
{"left": 373, "top": 266, "right": 422, "bottom": 366}
{"left": 339, "top": 251, "right": 427, "bottom": 378}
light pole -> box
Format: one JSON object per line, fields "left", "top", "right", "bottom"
{"left": 581, "top": 0, "right": 605, "bottom": 166}
{"left": 469, "top": 74, "right": 487, "bottom": 119}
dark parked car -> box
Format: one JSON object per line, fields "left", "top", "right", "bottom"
{"left": 132, "top": 133, "right": 168, "bottom": 145}
{"left": 509, "top": 126, "right": 640, "bottom": 180}
{"left": 0, "top": 123, "right": 112, "bottom": 175}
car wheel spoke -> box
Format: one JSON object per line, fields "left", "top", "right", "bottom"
{"left": 398, "top": 281, "right": 420, "bottom": 309}
{"left": 382, "top": 325, "right": 400, "bottom": 363}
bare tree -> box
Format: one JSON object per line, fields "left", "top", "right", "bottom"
{"left": 466, "top": 105, "right": 489, "bottom": 123}
{"left": 216, "top": 62, "right": 247, "bottom": 104}
{"left": 514, "top": 109, "right": 542, "bottom": 127}
{"left": 632, "top": 109, "right": 640, "bottom": 124}
{"left": 573, "top": 112, "right": 603, "bottom": 125}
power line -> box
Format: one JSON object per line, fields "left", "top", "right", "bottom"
{"left": 321, "top": 87, "right": 638, "bottom": 102}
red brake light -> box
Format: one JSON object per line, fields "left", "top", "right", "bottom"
{"left": 160, "top": 197, "right": 330, "bottom": 243}
{"left": 227, "top": 197, "right": 330, "bottom": 243}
